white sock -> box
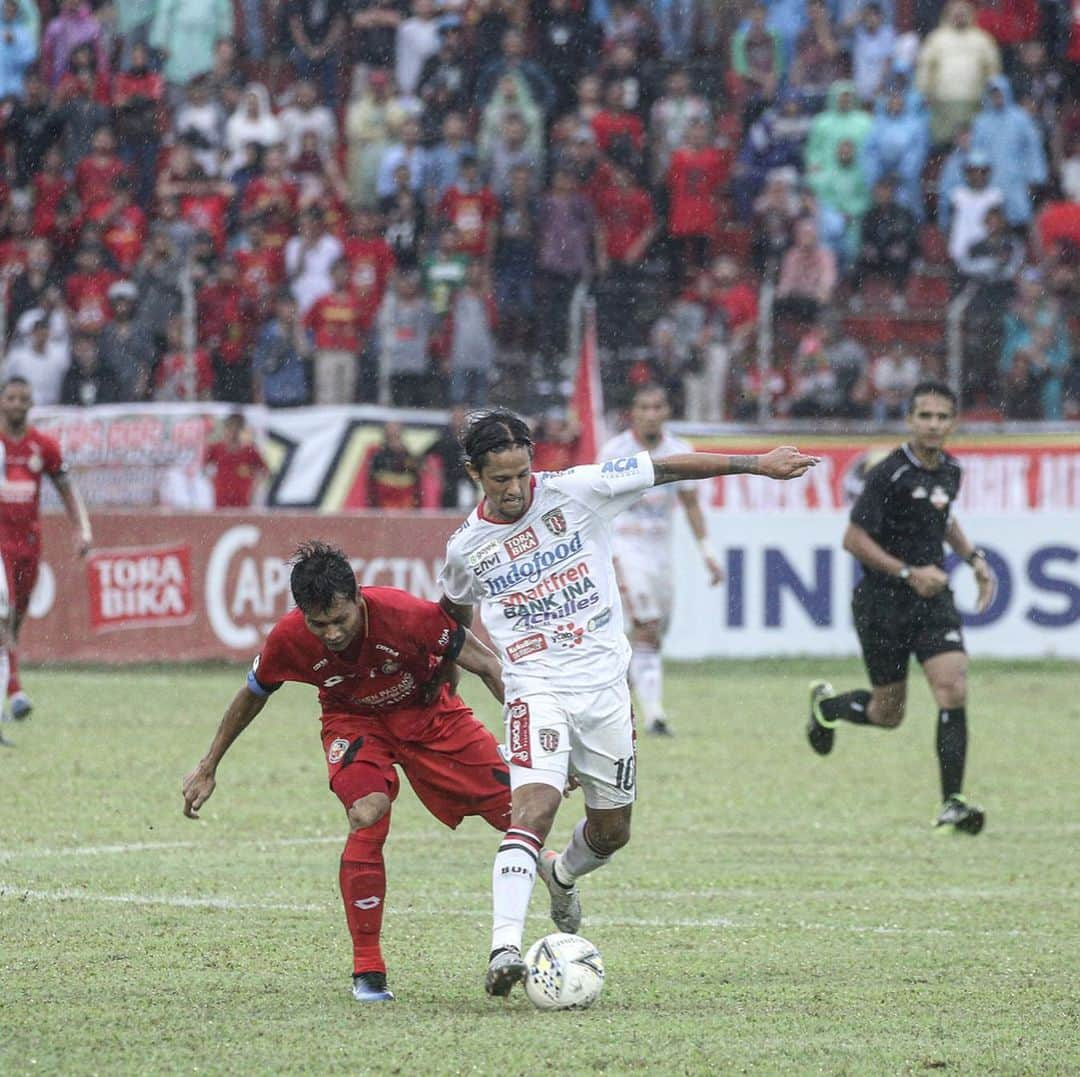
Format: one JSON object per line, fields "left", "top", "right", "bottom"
{"left": 554, "top": 820, "right": 611, "bottom": 888}
{"left": 491, "top": 827, "right": 541, "bottom": 953}
{"left": 629, "top": 645, "right": 663, "bottom": 723}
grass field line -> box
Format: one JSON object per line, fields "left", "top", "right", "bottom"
{"left": 0, "top": 884, "right": 1055, "bottom": 939}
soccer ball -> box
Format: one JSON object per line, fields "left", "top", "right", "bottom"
{"left": 523, "top": 932, "right": 604, "bottom": 1010}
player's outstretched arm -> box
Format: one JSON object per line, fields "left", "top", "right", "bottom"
{"left": 456, "top": 628, "right": 505, "bottom": 704}
{"left": 945, "top": 516, "right": 996, "bottom": 613}
{"left": 182, "top": 686, "right": 268, "bottom": 819}
{"left": 652, "top": 446, "right": 819, "bottom": 486}
{"left": 51, "top": 472, "right": 93, "bottom": 556}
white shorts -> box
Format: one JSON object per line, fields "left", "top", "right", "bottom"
{"left": 502, "top": 679, "right": 637, "bottom": 810}
{"left": 614, "top": 552, "right": 672, "bottom": 630}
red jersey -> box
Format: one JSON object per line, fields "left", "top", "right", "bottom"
{"left": 439, "top": 186, "right": 498, "bottom": 258}
{"left": 667, "top": 147, "right": 727, "bottom": 237}
{"left": 713, "top": 282, "right": 759, "bottom": 331}
{"left": 235, "top": 245, "right": 286, "bottom": 313}
{"left": 205, "top": 441, "right": 267, "bottom": 507}
{"left": 65, "top": 269, "right": 121, "bottom": 331}
{"left": 591, "top": 110, "right": 645, "bottom": 154}
{"left": 31, "top": 173, "right": 72, "bottom": 238}
{"left": 248, "top": 588, "right": 464, "bottom": 720}
{"left": 306, "top": 289, "right": 365, "bottom": 351}
{"left": 90, "top": 203, "right": 147, "bottom": 272}
{"left": 75, "top": 156, "right": 129, "bottom": 215}
{"left": 595, "top": 186, "right": 654, "bottom": 261}
{"left": 153, "top": 349, "right": 215, "bottom": 401}
{"left": 242, "top": 177, "right": 299, "bottom": 248}
{"left": 198, "top": 282, "right": 253, "bottom": 365}
{"left": 344, "top": 236, "right": 395, "bottom": 328}
{"left": 0, "top": 428, "right": 65, "bottom": 553}
{"left": 180, "top": 193, "right": 229, "bottom": 253}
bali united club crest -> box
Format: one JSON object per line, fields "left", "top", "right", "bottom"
{"left": 538, "top": 728, "right": 560, "bottom": 752}
{"left": 541, "top": 508, "right": 568, "bottom": 536}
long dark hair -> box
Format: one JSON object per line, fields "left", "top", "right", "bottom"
{"left": 460, "top": 407, "right": 534, "bottom": 472}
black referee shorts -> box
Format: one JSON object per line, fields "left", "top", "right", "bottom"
{"left": 852, "top": 579, "right": 966, "bottom": 687}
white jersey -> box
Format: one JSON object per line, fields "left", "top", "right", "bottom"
{"left": 599, "top": 429, "right": 694, "bottom": 564}
{"left": 439, "top": 452, "right": 656, "bottom": 695}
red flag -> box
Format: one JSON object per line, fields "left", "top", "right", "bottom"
{"left": 571, "top": 300, "right": 605, "bottom": 465}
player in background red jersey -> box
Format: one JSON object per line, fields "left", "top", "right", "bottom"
{"left": 203, "top": 413, "right": 268, "bottom": 508}
{"left": 0, "top": 377, "right": 93, "bottom": 734}
{"left": 182, "top": 542, "right": 511, "bottom": 1002}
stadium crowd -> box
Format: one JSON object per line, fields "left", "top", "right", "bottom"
{"left": 0, "top": 0, "right": 1078, "bottom": 423}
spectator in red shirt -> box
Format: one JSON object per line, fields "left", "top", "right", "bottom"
{"left": 31, "top": 146, "right": 72, "bottom": 241}
{"left": 89, "top": 177, "right": 148, "bottom": 273}
{"left": 366, "top": 421, "right": 423, "bottom": 509}
{"left": 596, "top": 159, "right": 658, "bottom": 267}
{"left": 204, "top": 413, "right": 268, "bottom": 508}
{"left": 241, "top": 145, "right": 300, "bottom": 250}
{"left": 666, "top": 115, "right": 727, "bottom": 273}
{"left": 234, "top": 215, "right": 287, "bottom": 319}
{"left": 199, "top": 260, "right": 256, "bottom": 402}
{"left": 112, "top": 42, "right": 166, "bottom": 208}
{"left": 591, "top": 79, "right": 646, "bottom": 159}
{"left": 153, "top": 312, "right": 215, "bottom": 401}
{"left": 439, "top": 152, "right": 498, "bottom": 263}
{"left": 75, "top": 126, "right": 129, "bottom": 216}
{"left": 64, "top": 243, "right": 120, "bottom": 333}
{"left": 305, "top": 258, "right": 365, "bottom": 404}
{"left": 344, "top": 205, "right": 396, "bottom": 331}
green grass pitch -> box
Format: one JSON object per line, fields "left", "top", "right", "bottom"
{"left": 2, "top": 659, "right": 1077, "bottom": 1075}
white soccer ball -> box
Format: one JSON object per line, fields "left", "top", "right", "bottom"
{"left": 523, "top": 932, "right": 604, "bottom": 1011}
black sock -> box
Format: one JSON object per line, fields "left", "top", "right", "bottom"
{"left": 936, "top": 707, "right": 967, "bottom": 800}
{"left": 820, "top": 690, "right": 872, "bottom": 724}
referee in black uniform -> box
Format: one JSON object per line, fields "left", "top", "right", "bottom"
{"left": 806, "top": 381, "right": 996, "bottom": 833}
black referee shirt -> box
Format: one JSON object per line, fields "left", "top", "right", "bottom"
{"left": 850, "top": 444, "right": 963, "bottom": 582}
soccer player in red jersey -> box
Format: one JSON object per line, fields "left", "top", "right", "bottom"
{"left": 0, "top": 377, "right": 93, "bottom": 730}
{"left": 182, "top": 542, "right": 511, "bottom": 1002}
{"left": 203, "top": 413, "right": 267, "bottom": 508}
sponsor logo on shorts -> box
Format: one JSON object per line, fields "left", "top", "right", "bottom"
{"left": 468, "top": 539, "right": 502, "bottom": 576}
{"left": 930, "top": 485, "right": 950, "bottom": 511}
{"left": 587, "top": 606, "right": 612, "bottom": 631}
{"left": 506, "top": 633, "right": 547, "bottom": 662}
{"left": 538, "top": 727, "right": 560, "bottom": 753}
{"left": 541, "top": 508, "right": 568, "bottom": 536}
{"left": 507, "top": 700, "right": 531, "bottom": 765}
{"left": 504, "top": 527, "right": 540, "bottom": 560}
{"left": 327, "top": 737, "right": 350, "bottom": 765}
{"left": 601, "top": 456, "right": 638, "bottom": 475}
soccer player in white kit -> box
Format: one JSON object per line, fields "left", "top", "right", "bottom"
{"left": 437, "top": 408, "right": 818, "bottom": 997}
{"left": 600, "top": 384, "right": 724, "bottom": 736}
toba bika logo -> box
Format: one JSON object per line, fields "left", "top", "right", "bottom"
{"left": 541, "top": 508, "right": 568, "bottom": 536}
{"left": 504, "top": 527, "right": 540, "bottom": 560}
{"left": 86, "top": 544, "right": 194, "bottom": 632}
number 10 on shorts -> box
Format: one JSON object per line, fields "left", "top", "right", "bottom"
{"left": 614, "top": 756, "right": 635, "bottom": 792}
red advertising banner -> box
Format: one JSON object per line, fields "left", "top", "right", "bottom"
{"left": 683, "top": 435, "right": 1080, "bottom": 513}
{"left": 22, "top": 512, "right": 459, "bottom": 664}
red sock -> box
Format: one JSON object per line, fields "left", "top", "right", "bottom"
{"left": 340, "top": 829, "right": 387, "bottom": 976}
{"left": 8, "top": 647, "right": 20, "bottom": 696}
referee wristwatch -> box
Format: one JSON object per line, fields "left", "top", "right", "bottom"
{"left": 897, "top": 565, "right": 912, "bottom": 582}
{"left": 965, "top": 548, "right": 988, "bottom": 565}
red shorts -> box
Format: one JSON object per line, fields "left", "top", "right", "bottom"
{"left": 1, "top": 549, "right": 39, "bottom": 620}
{"left": 321, "top": 700, "right": 510, "bottom": 832}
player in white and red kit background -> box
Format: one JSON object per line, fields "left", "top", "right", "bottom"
{"left": 438, "top": 408, "right": 818, "bottom": 997}
{"left": 0, "top": 377, "right": 93, "bottom": 734}
{"left": 600, "top": 384, "right": 725, "bottom": 736}
{"left": 182, "top": 542, "right": 511, "bottom": 1003}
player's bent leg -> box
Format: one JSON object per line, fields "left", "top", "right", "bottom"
{"left": 346, "top": 791, "right": 391, "bottom": 831}
{"left": 867, "top": 681, "right": 907, "bottom": 728}
{"left": 923, "top": 651, "right": 983, "bottom": 835}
